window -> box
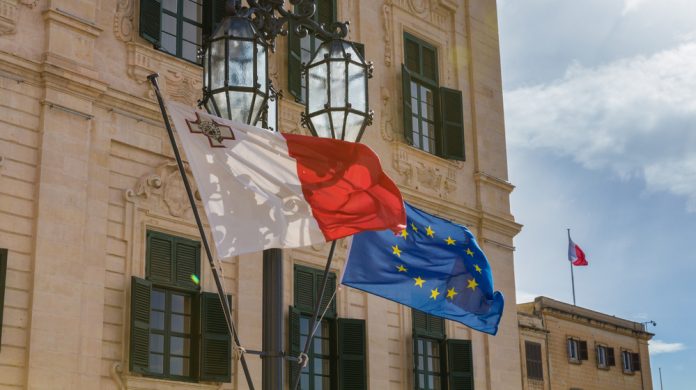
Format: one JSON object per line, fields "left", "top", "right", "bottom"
{"left": 402, "top": 33, "right": 465, "bottom": 160}
{"left": 412, "top": 310, "right": 474, "bottom": 390}
{"left": 287, "top": 0, "right": 335, "bottom": 102}
{"left": 596, "top": 345, "right": 615, "bottom": 369}
{"left": 525, "top": 341, "right": 543, "bottom": 380}
{"left": 0, "top": 248, "right": 7, "bottom": 349}
{"left": 139, "top": 0, "right": 227, "bottom": 64}
{"left": 130, "top": 231, "right": 232, "bottom": 382}
{"left": 621, "top": 350, "right": 641, "bottom": 373}
{"left": 289, "top": 265, "right": 367, "bottom": 390}
{"left": 567, "top": 338, "right": 588, "bottom": 363}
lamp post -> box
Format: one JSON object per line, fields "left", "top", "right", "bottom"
{"left": 198, "top": 1, "right": 373, "bottom": 388}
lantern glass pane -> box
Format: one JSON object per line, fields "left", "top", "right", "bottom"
{"left": 213, "top": 92, "right": 229, "bottom": 119}
{"left": 228, "top": 40, "right": 254, "bottom": 87}
{"left": 329, "top": 59, "right": 347, "bottom": 108}
{"left": 268, "top": 97, "right": 277, "bottom": 131}
{"left": 344, "top": 43, "right": 360, "bottom": 61}
{"left": 331, "top": 111, "right": 347, "bottom": 140}
{"left": 344, "top": 112, "right": 364, "bottom": 142}
{"left": 308, "top": 64, "right": 328, "bottom": 113}
{"left": 250, "top": 94, "right": 267, "bottom": 125}
{"left": 310, "top": 113, "right": 332, "bottom": 138}
{"left": 203, "top": 48, "right": 209, "bottom": 88}
{"left": 257, "top": 43, "right": 267, "bottom": 92}
{"left": 348, "top": 63, "right": 366, "bottom": 112}
{"left": 229, "top": 91, "right": 253, "bottom": 124}
{"left": 211, "top": 40, "right": 226, "bottom": 89}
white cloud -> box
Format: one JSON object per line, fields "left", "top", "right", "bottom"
{"left": 505, "top": 42, "right": 696, "bottom": 211}
{"left": 622, "top": 0, "right": 651, "bottom": 15}
{"left": 516, "top": 290, "right": 538, "bottom": 304}
{"left": 649, "top": 340, "right": 686, "bottom": 354}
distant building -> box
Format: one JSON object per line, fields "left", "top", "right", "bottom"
{"left": 518, "top": 297, "right": 654, "bottom": 390}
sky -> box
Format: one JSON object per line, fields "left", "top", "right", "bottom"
{"left": 497, "top": 0, "right": 696, "bottom": 388}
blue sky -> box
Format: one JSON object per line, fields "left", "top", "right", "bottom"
{"left": 498, "top": 0, "right": 696, "bottom": 387}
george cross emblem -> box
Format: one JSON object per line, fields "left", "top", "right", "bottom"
{"left": 185, "top": 112, "right": 235, "bottom": 147}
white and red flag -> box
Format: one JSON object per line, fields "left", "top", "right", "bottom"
{"left": 167, "top": 102, "right": 406, "bottom": 260}
{"left": 567, "top": 231, "right": 588, "bottom": 266}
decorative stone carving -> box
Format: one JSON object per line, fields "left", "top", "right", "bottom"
{"left": 382, "top": 0, "right": 393, "bottom": 67}
{"left": 408, "top": 0, "right": 430, "bottom": 15}
{"left": 20, "top": 0, "right": 37, "bottom": 7}
{"left": 124, "top": 161, "right": 201, "bottom": 218}
{"left": 392, "top": 144, "right": 458, "bottom": 198}
{"left": 380, "top": 87, "right": 395, "bottom": 142}
{"left": 114, "top": 0, "right": 135, "bottom": 42}
{"left": 109, "top": 362, "right": 125, "bottom": 390}
{"left": 0, "top": 0, "right": 18, "bottom": 35}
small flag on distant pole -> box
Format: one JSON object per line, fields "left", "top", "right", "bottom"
{"left": 568, "top": 231, "right": 588, "bottom": 266}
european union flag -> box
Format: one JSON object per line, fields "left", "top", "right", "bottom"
{"left": 342, "top": 202, "right": 505, "bottom": 335}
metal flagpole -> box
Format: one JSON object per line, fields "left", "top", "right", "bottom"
{"left": 568, "top": 228, "right": 576, "bottom": 306}
{"left": 659, "top": 367, "right": 664, "bottom": 390}
{"left": 147, "top": 74, "right": 255, "bottom": 389}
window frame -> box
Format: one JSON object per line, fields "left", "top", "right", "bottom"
{"left": 621, "top": 350, "right": 633, "bottom": 373}
{"left": 412, "top": 309, "right": 446, "bottom": 390}
{"left": 567, "top": 338, "right": 579, "bottom": 362}
{"left": 524, "top": 340, "right": 544, "bottom": 381}
{"left": 596, "top": 344, "right": 608, "bottom": 369}
{"left": 413, "top": 336, "right": 444, "bottom": 390}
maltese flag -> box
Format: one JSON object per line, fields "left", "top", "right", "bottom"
{"left": 567, "top": 231, "right": 588, "bottom": 266}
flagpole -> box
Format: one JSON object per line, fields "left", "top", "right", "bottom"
{"left": 147, "top": 74, "right": 255, "bottom": 389}
{"left": 568, "top": 228, "right": 576, "bottom": 306}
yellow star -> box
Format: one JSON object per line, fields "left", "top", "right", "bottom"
{"left": 396, "top": 264, "right": 408, "bottom": 272}
{"left": 411, "top": 222, "right": 418, "bottom": 232}
{"left": 414, "top": 276, "right": 426, "bottom": 288}
{"left": 425, "top": 226, "right": 435, "bottom": 237}
{"left": 430, "top": 288, "right": 440, "bottom": 300}
{"left": 400, "top": 229, "right": 409, "bottom": 239}
{"left": 446, "top": 287, "right": 458, "bottom": 300}
{"left": 445, "top": 236, "right": 456, "bottom": 245}
{"left": 392, "top": 245, "right": 402, "bottom": 257}
{"left": 466, "top": 248, "right": 474, "bottom": 257}
{"left": 474, "top": 264, "right": 482, "bottom": 273}
{"left": 467, "top": 278, "right": 479, "bottom": 291}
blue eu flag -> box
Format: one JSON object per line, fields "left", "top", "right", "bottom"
{"left": 342, "top": 202, "right": 504, "bottom": 335}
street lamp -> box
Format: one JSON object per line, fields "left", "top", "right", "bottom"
{"left": 197, "top": 1, "right": 373, "bottom": 389}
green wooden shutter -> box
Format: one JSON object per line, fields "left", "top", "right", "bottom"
{"left": 338, "top": 318, "right": 367, "bottom": 390}
{"left": 402, "top": 64, "right": 414, "bottom": 145}
{"left": 139, "top": 0, "right": 162, "bottom": 46}
{"left": 427, "top": 314, "right": 445, "bottom": 339}
{"left": 288, "top": 306, "right": 301, "bottom": 388}
{"left": 200, "top": 292, "right": 232, "bottom": 382}
{"left": 147, "top": 231, "right": 173, "bottom": 284}
{"left": 631, "top": 353, "right": 641, "bottom": 372}
{"left": 447, "top": 340, "right": 474, "bottom": 390}
{"left": 320, "top": 272, "right": 337, "bottom": 317}
{"left": 413, "top": 310, "right": 444, "bottom": 339}
{"left": 294, "top": 267, "right": 315, "bottom": 311}
{"left": 175, "top": 238, "right": 201, "bottom": 290}
{"left": 317, "top": 0, "right": 336, "bottom": 26}
{"left": 0, "top": 249, "right": 7, "bottom": 349}
{"left": 607, "top": 347, "right": 616, "bottom": 366}
{"left": 439, "top": 87, "right": 465, "bottom": 160}
{"left": 579, "top": 340, "right": 589, "bottom": 360}
{"left": 129, "top": 276, "right": 152, "bottom": 374}
{"left": 412, "top": 309, "right": 427, "bottom": 334}
{"left": 203, "top": 0, "right": 227, "bottom": 41}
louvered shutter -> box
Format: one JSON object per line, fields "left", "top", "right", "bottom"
{"left": 579, "top": 340, "right": 589, "bottom": 360}
{"left": 175, "top": 238, "right": 201, "bottom": 290}
{"left": 338, "top": 319, "right": 367, "bottom": 390}
{"left": 447, "top": 340, "right": 474, "bottom": 390}
{"left": 139, "top": 0, "right": 162, "bottom": 46}
{"left": 203, "top": 0, "right": 227, "bottom": 41}
{"left": 427, "top": 314, "right": 445, "bottom": 339}
{"left": 147, "top": 231, "right": 173, "bottom": 284}
{"left": 439, "top": 87, "right": 465, "bottom": 160}
{"left": 288, "top": 306, "right": 301, "bottom": 388}
{"left": 402, "top": 64, "right": 414, "bottom": 145}
{"left": 320, "top": 272, "right": 337, "bottom": 317}
{"left": 607, "top": 347, "right": 616, "bottom": 366}
{"left": 412, "top": 309, "right": 427, "bottom": 334}
{"left": 631, "top": 353, "right": 641, "bottom": 372}
{"left": 200, "top": 292, "right": 232, "bottom": 382}
{"left": 0, "top": 249, "right": 7, "bottom": 348}
{"left": 129, "top": 277, "right": 152, "bottom": 374}
{"left": 294, "top": 267, "right": 315, "bottom": 311}
{"left": 525, "top": 341, "right": 543, "bottom": 380}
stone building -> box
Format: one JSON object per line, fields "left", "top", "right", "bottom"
{"left": 518, "top": 297, "right": 653, "bottom": 390}
{"left": 0, "top": 0, "right": 521, "bottom": 389}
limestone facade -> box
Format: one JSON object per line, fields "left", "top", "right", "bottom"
{"left": 0, "top": 0, "right": 521, "bottom": 389}
{"left": 518, "top": 297, "right": 653, "bottom": 390}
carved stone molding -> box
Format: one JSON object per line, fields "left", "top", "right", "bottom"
{"left": 380, "top": 86, "right": 395, "bottom": 142}
{"left": 126, "top": 42, "right": 202, "bottom": 106}
{"left": 124, "top": 160, "right": 201, "bottom": 218}
{"left": 382, "top": 0, "right": 393, "bottom": 67}
{"left": 408, "top": 0, "right": 430, "bottom": 15}
{"left": 279, "top": 100, "right": 309, "bottom": 135}
{"left": 0, "top": 0, "right": 18, "bottom": 35}
{"left": 392, "top": 144, "right": 457, "bottom": 199}
{"left": 109, "top": 362, "right": 125, "bottom": 390}
{"left": 114, "top": 0, "right": 135, "bottom": 42}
